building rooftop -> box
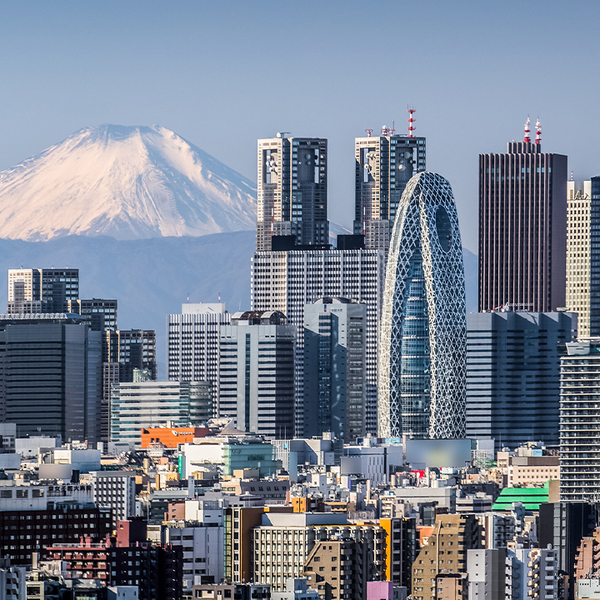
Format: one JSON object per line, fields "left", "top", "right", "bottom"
{"left": 491, "top": 482, "right": 549, "bottom": 511}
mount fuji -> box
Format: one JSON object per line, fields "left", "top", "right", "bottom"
{"left": 0, "top": 124, "right": 256, "bottom": 241}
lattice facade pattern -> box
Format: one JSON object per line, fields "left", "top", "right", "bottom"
{"left": 378, "top": 172, "right": 466, "bottom": 438}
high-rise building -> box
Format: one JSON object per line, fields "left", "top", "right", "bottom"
{"left": 251, "top": 248, "right": 384, "bottom": 436}
{"left": 566, "top": 178, "right": 600, "bottom": 338}
{"left": 168, "top": 303, "right": 230, "bottom": 384}
{"left": 256, "top": 136, "right": 328, "bottom": 252}
{"left": 354, "top": 119, "right": 426, "bottom": 253}
{"left": 7, "top": 268, "right": 79, "bottom": 313}
{"left": 378, "top": 172, "right": 467, "bottom": 439}
{"left": 560, "top": 340, "right": 600, "bottom": 502}
{"left": 101, "top": 328, "right": 157, "bottom": 443}
{"left": 218, "top": 310, "right": 295, "bottom": 439}
{"left": 105, "top": 329, "right": 157, "bottom": 380}
{"left": 303, "top": 297, "right": 367, "bottom": 442}
{"left": 0, "top": 313, "right": 102, "bottom": 443}
{"left": 478, "top": 121, "right": 567, "bottom": 312}
{"left": 466, "top": 310, "right": 576, "bottom": 451}
{"left": 67, "top": 298, "right": 118, "bottom": 331}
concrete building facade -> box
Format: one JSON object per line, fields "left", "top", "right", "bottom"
{"left": 218, "top": 311, "right": 295, "bottom": 439}
{"left": 566, "top": 178, "right": 600, "bottom": 338}
{"left": 256, "top": 136, "right": 328, "bottom": 252}
{"left": 167, "top": 303, "right": 230, "bottom": 385}
{"left": 354, "top": 125, "right": 426, "bottom": 254}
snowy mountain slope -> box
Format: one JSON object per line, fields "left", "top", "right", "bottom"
{"left": 0, "top": 124, "right": 256, "bottom": 241}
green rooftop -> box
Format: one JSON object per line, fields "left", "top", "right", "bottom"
{"left": 491, "top": 482, "right": 549, "bottom": 511}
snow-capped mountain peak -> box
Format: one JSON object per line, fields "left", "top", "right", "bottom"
{"left": 0, "top": 124, "right": 257, "bottom": 241}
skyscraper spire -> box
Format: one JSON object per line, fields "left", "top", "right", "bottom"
{"left": 524, "top": 116, "right": 531, "bottom": 143}
{"left": 407, "top": 108, "right": 416, "bottom": 137}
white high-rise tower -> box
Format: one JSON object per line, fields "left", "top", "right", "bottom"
{"left": 378, "top": 172, "right": 467, "bottom": 439}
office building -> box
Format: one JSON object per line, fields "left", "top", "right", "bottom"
{"left": 256, "top": 135, "right": 328, "bottom": 251}
{"left": 102, "top": 328, "right": 157, "bottom": 442}
{"left": 168, "top": 303, "right": 230, "bottom": 384}
{"left": 560, "top": 340, "right": 600, "bottom": 502}
{"left": 354, "top": 117, "right": 426, "bottom": 253}
{"left": 223, "top": 506, "right": 265, "bottom": 584}
{"left": 7, "top": 268, "right": 79, "bottom": 313}
{"left": 218, "top": 311, "right": 295, "bottom": 439}
{"left": 251, "top": 247, "right": 384, "bottom": 436}
{"left": 0, "top": 314, "right": 102, "bottom": 443}
{"left": 378, "top": 171, "right": 467, "bottom": 439}
{"left": 466, "top": 310, "right": 576, "bottom": 450}
{"left": 110, "top": 381, "right": 212, "bottom": 445}
{"left": 67, "top": 298, "right": 118, "bottom": 331}
{"left": 303, "top": 297, "right": 367, "bottom": 442}
{"left": 105, "top": 329, "right": 156, "bottom": 380}
{"left": 478, "top": 122, "right": 568, "bottom": 312}
{"left": 566, "top": 178, "right": 600, "bottom": 338}
{"left": 252, "top": 512, "right": 384, "bottom": 592}
{"left": 90, "top": 471, "right": 137, "bottom": 524}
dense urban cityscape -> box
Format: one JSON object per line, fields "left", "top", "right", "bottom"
{"left": 0, "top": 113, "right": 594, "bottom": 600}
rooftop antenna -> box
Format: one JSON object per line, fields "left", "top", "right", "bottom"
{"left": 407, "top": 108, "right": 416, "bottom": 137}
{"left": 524, "top": 116, "right": 531, "bottom": 143}
{"left": 218, "top": 292, "right": 221, "bottom": 303}
{"left": 535, "top": 117, "right": 541, "bottom": 145}
{"left": 365, "top": 129, "right": 373, "bottom": 138}
{"left": 186, "top": 293, "right": 189, "bottom": 303}
{"left": 571, "top": 170, "right": 574, "bottom": 181}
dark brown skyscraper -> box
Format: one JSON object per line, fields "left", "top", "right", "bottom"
{"left": 478, "top": 120, "right": 567, "bottom": 312}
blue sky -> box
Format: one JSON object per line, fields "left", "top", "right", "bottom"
{"left": 1, "top": 0, "right": 599, "bottom": 252}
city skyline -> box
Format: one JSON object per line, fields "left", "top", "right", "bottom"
{"left": 1, "top": 1, "right": 600, "bottom": 253}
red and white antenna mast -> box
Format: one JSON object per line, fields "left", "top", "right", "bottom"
{"left": 524, "top": 116, "right": 531, "bottom": 143}
{"left": 407, "top": 108, "right": 416, "bottom": 137}
{"left": 365, "top": 129, "right": 373, "bottom": 138}
{"left": 535, "top": 118, "right": 541, "bottom": 145}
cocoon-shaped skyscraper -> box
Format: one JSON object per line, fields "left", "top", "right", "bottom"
{"left": 378, "top": 172, "right": 466, "bottom": 439}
